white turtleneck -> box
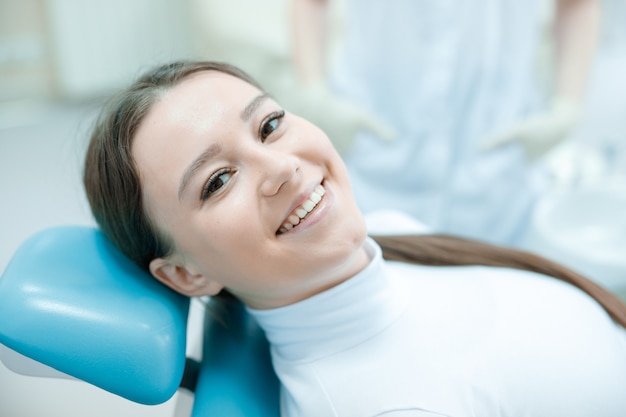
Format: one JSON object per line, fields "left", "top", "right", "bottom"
{"left": 248, "top": 238, "right": 626, "bottom": 417}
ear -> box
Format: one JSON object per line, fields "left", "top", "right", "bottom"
{"left": 149, "top": 257, "right": 224, "bottom": 297}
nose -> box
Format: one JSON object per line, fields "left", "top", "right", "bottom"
{"left": 258, "top": 150, "right": 301, "bottom": 197}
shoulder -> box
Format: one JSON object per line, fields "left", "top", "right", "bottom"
{"left": 388, "top": 258, "right": 596, "bottom": 303}
{"left": 387, "top": 261, "right": 618, "bottom": 337}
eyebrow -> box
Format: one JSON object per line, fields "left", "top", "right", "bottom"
{"left": 178, "top": 142, "right": 223, "bottom": 201}
{"left": 240, "top": 93, "right": 270, "bottom": 122}
{"left": 177, "top": 93, "right": 270, "bottom": 201}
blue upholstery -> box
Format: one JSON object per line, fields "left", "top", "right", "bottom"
{"left": 0, "top": 226, "right": 189, "bottom": 404}
{"left": 192, "top": 298, "right": 280, "bottom": 416}
{"left": 0, "top": 226, "right": 280, "bottom": 415}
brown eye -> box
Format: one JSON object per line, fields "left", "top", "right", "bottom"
{"left": 201, "top": 169, "right": 232, "bottom": 201}
{"left": 259, "top": 110, "right": 285, "bottom": 141}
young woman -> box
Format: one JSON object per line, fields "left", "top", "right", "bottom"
{"left": 84, "top": 61, "right": 626, "bottom": 417}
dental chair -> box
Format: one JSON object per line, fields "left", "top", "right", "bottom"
{"left": 0, "top": 226, "right": 280, "bottom": 416}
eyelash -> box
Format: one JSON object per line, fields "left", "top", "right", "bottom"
{"left": 200, "top": 167, "right": 232, "bottom": 201}
{"left": 259, "top": 110, "right": 285, "bottom": 141}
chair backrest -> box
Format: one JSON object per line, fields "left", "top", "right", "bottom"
{"left": 0, "top": 226, "right": 190, "bottom": 405}
{"left": 0, "top": 225, "right": 281, "bottom": 415}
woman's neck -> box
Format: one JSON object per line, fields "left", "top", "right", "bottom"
{"left": 247, "top": 238, "right": 406, "bottom": 362}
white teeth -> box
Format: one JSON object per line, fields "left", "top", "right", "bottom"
{"left": 302, "top": 200, "right": 315, "bottom": 212}
{"left": 295, "top": 208, "right": 308, "bottom": 219}
{"left": 278, "top": 184, "right": 326, "bottom": 234}
{"left": 310, "top": 191, "right": 322, "bottom": 204}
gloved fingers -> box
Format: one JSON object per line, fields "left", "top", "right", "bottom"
{"left": 479, "top": 123, "right": 530, "bottom": 152}
{"left": 479, "top": 100, "right": 582, "bottom": 160}
{"left": 275, "top": 79, "right": 397, "bottom": 152}
{"left": 319, "top": 105, "right": 395, "bottom": 153}
{"left": 481, "top": 121, "right": 567, "bottom": 161}
{"left": 291, "top": 92, "right": 396, "bottom": 150}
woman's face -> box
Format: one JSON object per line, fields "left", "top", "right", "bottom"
{"left": 132, "top": 71, "right": 369, "bottom": 309}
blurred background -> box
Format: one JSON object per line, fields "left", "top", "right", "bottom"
{"left": 0, "top": 0, "right": 625, "bottom": 415}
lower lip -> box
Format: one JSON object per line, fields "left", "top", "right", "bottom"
{"left": 281, "top": 184, "right": 332, "bottom": 236}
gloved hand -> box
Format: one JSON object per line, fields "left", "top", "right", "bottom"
{"left": 274, "top": 80, "right": 396, "bottom": 154}
{"left": 480, "top": 96, "right": 582, "bottom": 161}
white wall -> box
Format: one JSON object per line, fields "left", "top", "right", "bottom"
{"left": 45, "top": 0, "right": 194, "bottom": 99}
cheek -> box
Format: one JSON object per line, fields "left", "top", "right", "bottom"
{"left": 187, "top": 206, "right": 262, "bottom": 265}
{"left": 315, "top": 129, "right": 339, "bottom": 154}
{"left": 303, "top": 128, "right": 349, "bottom": 179}
{"left": 305, "top": 126, "right": 347, "bottom": 168}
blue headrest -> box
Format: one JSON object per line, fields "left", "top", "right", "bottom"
{"left": 0, "top": 226, "right": 190, "bottom": 405}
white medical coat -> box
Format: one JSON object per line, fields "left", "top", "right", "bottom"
{"left": 331, "top": 0, "right": 552, "bottom": 244}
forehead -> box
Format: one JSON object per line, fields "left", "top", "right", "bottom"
{"left": 131, "top": 71, "right": 261, "bottom": 203}
{"left": 133, "top": 70, "right": 260, "bottom": 151}
{"left": 171, "top": 70, "right": 259, "bottom": 99}
{"left": 152, "top": 71, "right": 259, "bottom": 122}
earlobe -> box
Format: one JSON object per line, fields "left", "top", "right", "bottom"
{"left": 149, "top": 257, "right": 224, "bottom": 297}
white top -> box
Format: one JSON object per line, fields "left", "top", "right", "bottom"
{"left": 249, "top": 239, "right": 626, "bottom": 417}
{"left": 331, "top": 0, "right": 551, "bottom": 244}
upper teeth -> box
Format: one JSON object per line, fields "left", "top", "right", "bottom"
{"left": 279, "top": 185, "right": 325, "bottom": 234}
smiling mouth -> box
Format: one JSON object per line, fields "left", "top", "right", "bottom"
{"left": 277, "top": 185, "right": 326, "bottom": 235}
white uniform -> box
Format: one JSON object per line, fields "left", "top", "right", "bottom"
{"left": 249, "top": 239, "right": 626, "bottom": 417}
{"left": 331, "top": 0, "right": 551, "bottom": 244}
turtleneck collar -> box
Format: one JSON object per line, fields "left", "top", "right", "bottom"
{"left": 247, "top": 238, "right": 406, "bottom": 364}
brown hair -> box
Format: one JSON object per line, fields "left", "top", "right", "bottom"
{"left": 83, "top": 60, "right": 626, "bottom": 328}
